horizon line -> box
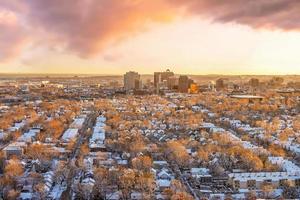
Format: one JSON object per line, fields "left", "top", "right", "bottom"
{"left": 0, "top": 72, "right": 299, "bottom": 77}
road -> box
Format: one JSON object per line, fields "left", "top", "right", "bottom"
{"left": 60, "top": 111, "right": 97, "bottom": 200}
{"left": 169, "top": 161, "right": 200, "bottom": 200}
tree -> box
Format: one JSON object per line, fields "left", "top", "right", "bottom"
{"left": 107, "top": 168, "right": 121, "bottom": 187}
{"left": 79, "top": 143, "right": 90, "bottom": 157}
{"left": 246, "top": 191, "right": 256, "bottom": 200}
{"left": 0, "top": 151, "right": 5, "bottom": 173}
{"left": 163, "top": 179, "right": 194, "bottom": 200}
{"left": 12, "top": 131, "right": 22, "bottom": 141}
{"left": 210, "top": 163, "right": 225, "bottom": 176}
{"left": 293, "top": 118, "right": 300, "bottom": 131}
{"left": 66, "top": 138, "right": 77, "bottom": 151}
{"left": 54, "top": 162, "right": 68, "bottom": 183}
{"left": 197, "top": 149, "right": 209, "bottom": 163}
{"left": 26, "top": 143, "right": 57, "bottom": 162}
{"left": 165, "top": 141, "right": 190, "bottom": 168}
{"left": 2, "top": 158, "right": 24, "bottom": 190}
{"left": 44, "top": 119, "right": 64, "bottom": 139}
{"left": 135, "top": 172, "right": 155, "bottom": 199}
{"left": 0, "top": 118, "right": 12, "bottom": 130}
{"left": 170, "top": 179, "right": 185, "bottom": 193}
{"left": 129, "top": 133, "right": 146, "bottom": 155}
{"left": 261, "top": 183, "right": 274, "bottom": 199}
{"left": 166, "top": 180, "right": 193, "bottom": 200}
{"left": 132, "top": 155, "right": 152, "bottom": 172}
{"left": 268, "top": 144, "right": 286, "bottom": 157}
{"left": 171, "top": 192, "right": 194, "bottom": 200}
{"left": 119, "top": 169, "right": 136, "bottom": 199}
{"left": 34, "top": 182, "right": 46, "bottom": 199}
{"left": 75, "top": 182, "right": 93, "bottom": 200}
{"left": 5, "top": 158, "right": 23, "bottom": 177}
{"left": 282, "top": 180, "right": 299, "bottom": 199}
{"left": 93, "top": 167, "right": 109, "bottom": 199}
{"left": 6, "top": 189, "right": 20, "bottom": 200}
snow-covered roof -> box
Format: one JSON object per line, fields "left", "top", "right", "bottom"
{"left": 268, "top": 156, "right": 300, "bottom": 172}
{"left": 69, "top": 117, "right": 85, "bottom": 129}
{"left": 9, "top": 120, "right": 26, "bottom": 132}
{"left": 201, "top": 123, "right": 215, "bottom": 128}
{"left": 89, "top": 115, "right": 106, "bottom": 148}
{"left": 156, "top": 179, "right": 171, "bottom": 187}
{"left": 230, "top": 95, "right": 264, "bottom": 99}
{"left": 3, "top": 141, "right": 26, "bottom": 151}
{"left": 17, "top": 129, "right": 40, "bottom": 142}
{"left": 61, "top": 128, "right": 78, "bottom": 142}
{"left": 153, "top": 160, "right": 168, "bottom": 166}
{"left": 48, "top": 184, "right": 65, "bottom": 200}
{"left": 191, "top": 168, "right": 210, "bottom": 175}
{"left": 229, "top": 171, "right": 300, "bottom": 182}
{"left": 106, "top": 191, "right": 121, "bottom": 200}
{"left": 18, "top": 192, "right": 33, "bottom": 200}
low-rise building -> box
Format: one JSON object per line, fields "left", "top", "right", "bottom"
{"left": 3, "top": 141, "right": 26, "bottom": 158}
{"left": 61, "top": 128, "right": 79, "bottom": 142}
{"left": 229, "top": 171, "right": 300, "bottom": 191}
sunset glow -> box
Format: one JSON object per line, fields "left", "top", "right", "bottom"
{"left": 0, "top": 0, "right": 300, "bottom": 74}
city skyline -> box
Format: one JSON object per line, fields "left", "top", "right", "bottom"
{"left": 1, "top": 1, "right": 300, "bottom": 198}
{"left": 1, "top": 1, "right": 300, "bottom": 75}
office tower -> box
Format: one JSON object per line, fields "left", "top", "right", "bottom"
{"left": 167, "top": 76, "right": 178, "bottom": 89}
{"left": 154, "top": 72, "right": 161, "bottom": 88}
{"left": 216, "top": 78, "right": 224, "bottom": 91}
{"left": 154, "top": 69, "right": 174, "bottom": 87}
{"left": 216, "top": 78, "right": 229, "bottom": 91}
{"left": 134, "top": 79, "right": 142, "bottom": 90}
{"left": 178, "top": 75, "right": 189, "bottom": 93}
{"left": 124, "top": 71, "right": 141, "bottom": 91}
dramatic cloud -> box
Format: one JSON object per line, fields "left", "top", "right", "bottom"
{"left": 0, "top": 10, "right": 27, "bottom": 62}
{"left": 0, "top": 0, "right": 300, "bottom": 61}
{"left": 22, "top": 0, "right": 175, "bottom": 58}
{"left": 175, "top": 0, "right": 300, "bottom": 30}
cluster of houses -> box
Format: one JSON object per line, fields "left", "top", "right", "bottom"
{"left": 1, "top": 108, "right": 91, "bottom": 200}
{"left": 189, "top": 100, "right": 300, "bottom": 198}
{"left": 3, "top": 127, "right": 41, "bottom": 159}
{"left": 153, "top": 161, "right": 175, "bottom": 199}
{"left": 1, "top": 88, "right": 299, "bottom": 200}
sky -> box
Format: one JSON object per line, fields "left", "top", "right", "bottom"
{"left": 0, "top": 0, "right": 300, "bottom": 75}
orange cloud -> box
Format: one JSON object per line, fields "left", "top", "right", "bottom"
{"left": 0, "top": 0, "right": 300, "bottom": 62}
{"left": 21, "top": 0, "right": 175, "bottom": 58}
{"left": 0, "top": 10, "right": 27, "bottom": 62}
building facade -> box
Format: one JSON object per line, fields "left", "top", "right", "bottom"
{"left": 154, "top": 69, "right": 174, "bottom": 88}
{"left": 124, "top": 71, "right": 141, "bottom": 91}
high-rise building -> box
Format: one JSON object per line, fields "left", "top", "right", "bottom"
{"left": 178, "top": 75, "right": 195, "bottom": 93}
{"left": 134, "top": 79, "right": 142, "bottom": 90}
{"left": 167, "top": 76, "right": 178, "bottom": 89}
{"left": 154, "top": 72, "right": 161, "bottom": 88}
{"left": 178, "top": 75, "right": 189, "bottom": 93}
{"left": 216, "top": 78, "right": 224, "bottom": 91}
{"left": 216, "top": 78, "right": 229, "bottom": 91}
{"left": 154, "top": 69, "right": 174, "bottom": 87}
{"left": 124, "top": 71, "right": 141, "bottom": 91}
